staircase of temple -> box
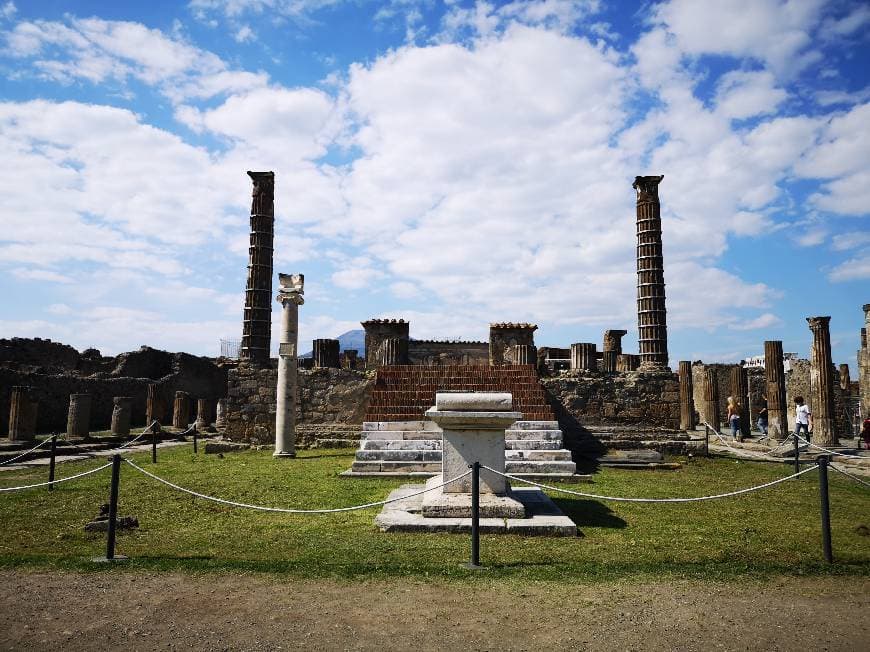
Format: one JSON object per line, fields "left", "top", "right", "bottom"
{"left": 345, "top": 365, "right": 580, "bottom": 479}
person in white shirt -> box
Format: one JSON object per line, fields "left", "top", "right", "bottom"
{"left": 794, "top": 396, "right": 812, "bottom": 441}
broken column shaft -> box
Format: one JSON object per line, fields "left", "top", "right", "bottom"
{"left": 66, "top": 393, "right": 91, "bottom": 439}
{"left": 764, "top": 340, "right": 788, "bottom": 442}
{"left": 807, "top": 316, "right": 837, "bottom": 446}
{"left": 703, "top": 369, "right": 721, "bottom": 431}
{"left": 110, "top": 396, "right": 132, "bottom": 436}
{"left": 634, "top": 175, "right": 669, "bottom": 370}
{"left": 678, "top": 361, "right": 695, "bottom": 431}
{"left": 172, "top": 391, "right": 191, "bottom": 429}
{"left": 570, "top": 343, "right": 597, "bottom": 371}
{"left": 8, "top": 386, "right": 38, "bottom": 442}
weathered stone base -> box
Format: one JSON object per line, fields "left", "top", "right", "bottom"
{"left": 375, "top": 483, "right": 577, "bottom": 536}
{"left": 420, "top": 476, "right": 526, "bottom": 518}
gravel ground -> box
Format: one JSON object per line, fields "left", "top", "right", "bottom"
{"left": 1, "top": 570, "right": 868, "bottom": 650}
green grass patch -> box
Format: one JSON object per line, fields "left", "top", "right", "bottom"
{"left": 1, "top": 447, "right": 868, "bottom": 583}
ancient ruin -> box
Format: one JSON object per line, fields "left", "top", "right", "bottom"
{"left": 807, "top": 316, "right": 837, "bottom": 446}
{"left": 764, "top": 340, "right": 789, "bottom": 442}
{"left": 240, "top": 171, "right": 275, "bottom": 364}
{"left": 274, "top": 273, "right": 304, "bottom": 457}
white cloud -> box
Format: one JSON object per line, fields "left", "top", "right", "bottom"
{"left": 714, "top": 70, "right": 787, "bottom": 119}
{"left": 831, "top": 231, "right": 870, "bottom": 251}
{"left": 10, "top": 268, "right": 74, "bottom": 283}
{"left": 0, "top": 1, "right": 16, "bottom": 21}
{"left": 729, "top": 312, "right": 783, "bottom": 331}
{"left": 828, "top": 250, "right": 870, "bottom": 282}
{"left": 234, "top": 24, "right": 254, "bottom": 42}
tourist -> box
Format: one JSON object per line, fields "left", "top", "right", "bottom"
{"left": 727, "top": 396, "right": 741, "bottom": 441}
{"left": 757, "top": 395, "right": 768, "bottom": 435}
{"left": 794, "top": 396, "right": 812, "bottom": 442}
{"left": 861, "top": 418, "right": 870, "bottom": 450}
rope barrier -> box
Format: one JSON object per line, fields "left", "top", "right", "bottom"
{"left": 830, "top": 463, "right": 870, "bottom": 489}
{"left": 481, "top": 464, "right": 818, "bottom": 503}
{"left": 794, "top": 434, "right": 865, "bottom": 460}
{"left": 0, "top": 438, "right": 52, "bottom": 466}
{"left": 0, "top": 462, "right": 112, "bottom": 492}
{"left": 124, "top": 459, "right": 472, "bottom": 513}
{"left": 703, "top": 423, "right": 777, "bottom": 460}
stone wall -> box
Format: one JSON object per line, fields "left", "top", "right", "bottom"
{"left": 407, "top": 340, "right": 489, "bottom": 366}
{"left": 542, "top": 370, "right": 681, "bottom": 430}
{"left": 224, "top": 364, "right": 373, "bottom": 444}
{"left": 0, "top": 339, "right": 227, "bottom": 435}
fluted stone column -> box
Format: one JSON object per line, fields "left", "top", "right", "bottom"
{"left": 66, "top": 393, "right": 91, "bottom": 439}
{"left": 378, "top": 337, "right": 409, "bottom": 366}
{"left": 275, "top": 273, "right": 304, "bottom": 458}
{"left": 172, "top": 391, "right": 191, "bottom": 429}
{"left": 195, "top": 398, "right": 213, "bottom": 431}
{"left": 514, "top": 344, "right": 536, "bottom": 365}
{"left": 603, "top": 330, "right": 628, "bottom": 356}
{"left": 570, "top": 343, "right": 597, "bottom": 371}
{"left": 146, "top": 383, "right": 165, "bottom": 427}
{"left": 634, "top": 175, "right": 669, "bottom": 370}
{"left": 313, "top": 339, "right": 340, "bottom": 368}
{"left": 678, "top": 362, "right": 695, "bottom": 431}
{"left": 8, "top": 386, "right": 38, "bottom": 442}
{"left": 215, "top": 399, "right": 228, "bottom": 430}
{"left": 764, "top": 340, "right": 788, "bottom": 442}
{"left": 617, "top": 354, "right": 640, "bottom": 372}
{"left": 343, "top": 349, "right": 359, "bottom": 370}
{"left": 729, "top": 365, "right": 750, "bottom": 439}
{"left": 239, "top": 171, "right": 275, "bottom": 364}
{"left": 602, "top": 350, "right": 618, "bottom": 373}
{"left": 808, "top": 316, "right": 837, "bottom": 446}
{"left": 703, "top": 369, "right": 721, "bottom": 430}
{"left": 110, "top": 396, "right": 132, "bottom": 436}
{"left": 860, "top": 305, "right": 870, "bottom": 420}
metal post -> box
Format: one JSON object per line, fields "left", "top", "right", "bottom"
{"left": 794, "top": 434, "right": 800, "bottom": 476}
{"left": 106, "top": 454, "right": 121, "bottom": 560}
{"left": 704, "top": 425, "right": 709, "bottom": 457}
{"left": 193, "top": 428, "right": 198, "bottom": 454}
{"left": 152, "top": 427, "right": 158, "bottom": 464}
{"left": 467, "top": 461, "right": 481, "bottom": 569}
{"left": 48, "top": 434, "right": 57, "bottom": 492}
{"left": 818, "top": 455, "right": 833, "bottom": 564}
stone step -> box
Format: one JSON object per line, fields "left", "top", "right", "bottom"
{"left": 350, "top": 460, "right": 441, "bottom": 473}
{"left": 503, "top": 430, "right": 563, "bottom": 441}
{"left": 355, "top": 450, "right": 442, "bottom": 462}
{"left": 505, "top": 450, "right": 573, "bottom": 461}
{"left": 362, "top": 430, "right": 444, "bottom": 441}
{"left": 313, "top": 438, "right": 359, "bottom": 449}
{"left": 505, "top": 439, "right": 561, "bottom": 450}
{"left": 505, "top": 460, "right": 577, "bottom": 474}
{"left": 508, "top": 421, "right": 560, "bottom": 430}
{"left": 363, "top": 439, "right": 442, "bottom": 451}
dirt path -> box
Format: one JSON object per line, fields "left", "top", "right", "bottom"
{"left": 1, "top": 570, "right": 867, "bottom": 651}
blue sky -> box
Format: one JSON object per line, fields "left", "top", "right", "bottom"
{"left": 0, "top": 0, "right": 867, "bottom": 370}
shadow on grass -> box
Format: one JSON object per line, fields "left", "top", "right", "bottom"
{"left": 552, "top": 499, "right": 627, "bottom": 529}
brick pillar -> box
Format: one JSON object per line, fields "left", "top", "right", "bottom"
{"left": 764, "top": 340, "right": 788, "bottom": 442}
{"left": 361, "top": 319, "right": 409, "bottom": 369}
{"left": 146, "top": 383, "right": 166, "bottom": 427}
{"left": 8, "top": 386, "right": 38, "bottom": 442}
{"left": 215, "top": 399, "right": 228, "bottom": 430}
{"left": 634, "top": 175, "right": 669, "bottom": 370}
{"left": 678, "top": 361, "right": 695, "bottom": 431}
{"left": 172, "top": 391, "right": 191, "bottom": 429}
{"left": 602, "top": 350, "right": 618, "bottom": 373}
{"left": 570, "top": 343, "right": 597, "bottom": 371}
{"left": 195, "top": 398, "right": 213, "bottom": 431}
{"left": 239, "top": 171, "right": 275, "bottom": 363}
{"left": 514, "top": 344, "right": 536, "bottom": 365}
{"left": 729, "top": 365, "right": 750, "bottom": 439}
{"left": 703, "top": 369, "right": 721, "bottom": 430}
{"left": 807, "top": 316, "right": 837, "bottom": 446}
{"left": 313, "top": 339, "right": 341, "bottom": 368}
{"left": 617, "top": 354, "right": 640, "bottom": 372}
{"left": 110, "top": 396, "right": 132, "bottom": 436}
{"left": 66, "top": 393, "right": 91, "bottom": 439}
{"left": 489, "top": 323, "right": 537, "bottom": 366}
{"left": 379, "top": 337, "right": 409, "bottom": 366}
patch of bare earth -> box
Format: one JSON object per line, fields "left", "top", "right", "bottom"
{"left": 1, "top": 570, "right": 867, "bottom": 651}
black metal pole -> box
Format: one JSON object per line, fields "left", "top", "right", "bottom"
{"left": 794, "top": 434, "right": 800, "bottom": 476}
{"left": 193, "top": 429, "right": 198, "bottom": 454}
{"left": 704, "top": 425, "right": 709, "bottom": 457}
{"left": 106, "top": 454, "right": 121, "bottom": 560}
{"left": 48, "top": 434, "right": 57, "bottom": 492}
{"left": 152, "top": 427, "right": 158, "bottom": 464}
{"left": 468, "top": 461, "right": 481, "bottom": 569}
{"left": 818, "top": 455, "right": 833, "bottom": 564}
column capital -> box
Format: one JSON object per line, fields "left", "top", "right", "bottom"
{"left": 807, "top": 315, "right": 831, "bottom": 331}
{"left": 632, "top": 175, "right": 664, "bottom": 202}
{"left": 276, "top": 272, "right": 304, "bottom": 305}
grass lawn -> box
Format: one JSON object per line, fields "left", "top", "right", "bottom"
{"left": 0, "top": 446, "right": 868, "bottom": 583}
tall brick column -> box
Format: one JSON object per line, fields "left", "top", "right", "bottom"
{"left": 729, "top": 365, "right": 750, "bottom": 439}
{"left": 703, "top": 369, "right": 721, "bottom": 431}
{"left": 807, "top": 316, "right": 837, "bottom": 446}
{"left": 66, "top": 393, "right": 91, "bottom": 439}
{"left": 678, "top": 361, "right": 695, "bottom": 431}
{"left": 764, "top": 340, "right": 788, "bottom": 442}
{"left": 8, "top": 386, "right": 38, "bottom": 442}
{"left": 239, "top": 171, "right": 275, "bottom": 363}
{"left": 570, "top": 343, "right": 597, "bottom": 371}
{"left": 110, "top": 396, "right": 132, "bottom": 436}
{"left": 633, "top": 175, "right": 669, "bottom": 370}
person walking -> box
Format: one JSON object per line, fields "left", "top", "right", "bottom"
{"left": 794, "top": 396, "right": 812, "bottom": 442}
{"left": 861, "top": 418, "right": 870, "bottom": 450}
{"left": 757, "top": 395, "right": 768, "bottom": 435}
{"left": 727, "top": 396, "right": 742, "bottom": 441}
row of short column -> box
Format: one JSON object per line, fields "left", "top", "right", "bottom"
{"left": 6, "top": 389, "right": 227, "bottom": 441}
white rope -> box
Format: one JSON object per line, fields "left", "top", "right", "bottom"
{"left": 794, "top": 434, "right": 865, "bottom": 459}
{"left": 124, "top": 459, "right": 471, "bottom": 513}
{"left": 704, "top": 423, "right": 776, "bottom": 460}
{"left": 0, "top": 438, "right": 52, "bottom": 466}
{"left": 830, "top": 463, "right": 870, "bottom": 489}
{"left": 482, "top": 464, "right": 818, "bottom": 503}
{"left": 0, "top": 462, "right": 112, "bottom": 492}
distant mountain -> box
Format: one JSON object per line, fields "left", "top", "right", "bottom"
{"left": 301, "top": 329, "right": 365, "bottom": 358}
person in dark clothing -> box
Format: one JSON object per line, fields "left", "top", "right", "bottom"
{"left": 757, "top": 396, "right": 768, "bottom": 435}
